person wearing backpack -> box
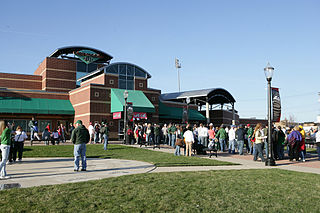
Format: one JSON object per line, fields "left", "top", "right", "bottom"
{"left": 71, "top": 120, "right": 90, "bottom": 172}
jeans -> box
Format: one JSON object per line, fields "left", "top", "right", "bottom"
{"left": 264, "top": 141, "right": 269, "bottom": 157}
{"left": 171, "top": 134, "right": 176, "bottom": 147}
{"left": 228, "top": 139, "right": 235, "bottom": 153}
{"left": 199, "top": 136, "right": 208, "bottom": 147}
{"left": 277, "top": 144, "right": 284, "bottom": 160}
{"left": 103, "top": 134, "right": 108, "bottom": 150}
{"left": 247, "top": 137, "right": 252, "bottom": 153}
{"left": 0, "top": 145, "right": 10, "bottom": 177}
{"left": 13, "top": 142, "right": 24, "bottom": 161}
{"left": 154, "top": 135, "right": 160, "bottom": 145}
{"left": 94, "top": 133, "right": 99, "bottom": 143}
{"left": 237, "top": 140, "right": 244, "bottom": 155}
{"left": 168, "top": 134, "right": 172, "bottom": 146}
{"left": 219, "top": 138, "right": 225, "bottom": 152}
{"left": 174, "top": 145, "right": 181, "bottom": 156}
{"left": 74, "top": 143, "right": 87, "bottom": 170}
{"left": 300, "top": 151, "right": 305, "bottom": 161}
{"left": 30, "top": 129, "right": 34, "bottom": 141}
{"left": 253, "top": 143, "right": 265, "bottom": 162}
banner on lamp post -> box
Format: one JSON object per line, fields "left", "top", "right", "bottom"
{"left": 271, "top": 87, "right": 281, "bottom": 122}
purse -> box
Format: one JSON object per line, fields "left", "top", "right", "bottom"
{"left": 175, "top": 138, "right": 184, "bottom": 146}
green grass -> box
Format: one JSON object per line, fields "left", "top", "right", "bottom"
{"left": 22, "top": 144, "right": 234, "bottom": 167}
{"left": 1, "top": 169, "right": 319, "bottom": 212}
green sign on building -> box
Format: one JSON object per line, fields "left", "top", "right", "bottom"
{"left": 74, "top": 49, "right": 102, "bottom": 64}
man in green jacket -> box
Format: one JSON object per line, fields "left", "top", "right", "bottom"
{"left": 71, "top": 120, "right": 90, "bottom": 172}
{"left": 216, "top": 125, "right": 227, "bottom": 152}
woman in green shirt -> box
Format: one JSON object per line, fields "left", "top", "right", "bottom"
{"left": 0, "top": 120, "right": 12, "bottom": 179}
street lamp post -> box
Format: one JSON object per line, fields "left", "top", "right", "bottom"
{"left": 123, "top": 90, "right": 129, "bottom": 144}
{"left": 264, "top": 63, "right": 276, "bottom": 166}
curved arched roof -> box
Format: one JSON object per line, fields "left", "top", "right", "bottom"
{"left": 101, "top": 62, "right": 152, "bottom": 78}
{"left": 160, "top": 88, "right": 236, "bottom": 105}
{"left": 49, "top": 46, "right": 113, "bottom": 63}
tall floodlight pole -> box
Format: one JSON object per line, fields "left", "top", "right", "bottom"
{"left": 264, "top": 63, "right": 276, "bottom": 166}
{"left": 175, "top": 58, "right": 181, "bottom": 92}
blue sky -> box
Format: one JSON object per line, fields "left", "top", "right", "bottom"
{"left": 1, "top": 0, "right": 319, "bottom": 122}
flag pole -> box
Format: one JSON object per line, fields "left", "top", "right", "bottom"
{"left": 175, "top": 58, "right": 181, "bottom": 92}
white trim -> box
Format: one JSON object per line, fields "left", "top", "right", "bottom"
{"left": 42, "top": 77, "right": 75, "bottom": 82}
{"left": 69, "top": 85, "right": 91, "bottom": 94}
{"left": 0, "top": 77, "right": 40, "bottom": 82}
{"left": 75, "top": 112, "right": 112, "bottom": 118}
{"left": 0, "top": 88, "right": 68, "bottom": 95}
{"left": 43, "top": 87, "right": 72, "bottom": 91}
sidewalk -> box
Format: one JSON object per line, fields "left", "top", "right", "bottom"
{"left": 126, "top": 144, "right": 320, "bottom": 175}
{"left": 1, "top": 158, "right": 154, "bottom": 188}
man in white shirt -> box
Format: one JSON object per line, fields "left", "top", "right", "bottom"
{"left": 88, "top": 122, "right": 94, "bottom": 144}
{"left": 228, "top": 125, "right": 236, "bottom": 154}
{"left": 183, "top": 127, "right": 194, "bottom": 156}
{"left": 316, "top": 127, "right": 320, "bottom": 161}
{"left": 198, "top": 123, "right": 209, "bottom": 147}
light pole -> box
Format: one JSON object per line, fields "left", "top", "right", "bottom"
{"left": 264, "top": 63, "right": 276, "bottom": 166}
{"left": 186, "top": 97, "right": 190, "bottom": 123}
{"left": 175, "top": 58, "right": 181, "bottom": 92}
{"left": 123, "top": 90, "right": 128, "bottom": 144}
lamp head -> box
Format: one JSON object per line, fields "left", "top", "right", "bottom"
{"left": 264, "top": 62, "right": 274, "bottom": 81}
{"left": 123, "top": 90, "right": 129, "bottom": 99}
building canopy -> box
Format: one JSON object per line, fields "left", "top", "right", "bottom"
{"left": 160, "top": 88, "right": 236, "bottom": 105}
{"left": 0, "top": 97, "right": 75, "bottom": 115}
{"left": 159, "top": 101, "right": 206, "bottom": 121}
{"left": 110, "top": 89, "right": 155, "bottom": 113}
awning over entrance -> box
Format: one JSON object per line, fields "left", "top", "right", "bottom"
{"left": 110, "top": 89, "right": 155, "bottom": 113}
{"left": 0, "top": 97, "right": 75, "bottom": 115}
{"left": 159, "top": 101, "right": 206, "bottom": 121}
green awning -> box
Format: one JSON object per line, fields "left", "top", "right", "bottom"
{"left": 0, "top": 97, "right": 75, "bottom": 115}
{"left": 110, "top": 89, "right": 155, "bottom": 113}
{"left": 159, "top": 101, "right": 206, "bottom": 121}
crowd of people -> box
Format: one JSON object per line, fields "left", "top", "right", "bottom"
{"left": 0, "top": 118, "right": 320, "bottom": 179}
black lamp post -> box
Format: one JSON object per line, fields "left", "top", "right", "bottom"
{"left": 264, "top": 63, "right": 276, "bottom": 166}
{"left": 123, "top": 90, "right": 128, "bottom": 144}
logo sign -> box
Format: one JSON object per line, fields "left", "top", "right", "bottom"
{"left": 133, "top": 112, "right": 147, "bottom": 120}
{"left": 113, "top": 112, "right": 121, "bottom": 120}
{"left": 272, "top": 87, "right": 281, "bottom": 122}
{"left": 74, "top": 49, "right": 103, "bottom": 64}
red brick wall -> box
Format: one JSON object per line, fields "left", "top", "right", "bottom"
{"left": 135, "top": 78, "right": 147, "bottom": 90}
{"left": 0, "top": 90, "right": 69, "bottom": 100}
{"left": 0, "top": 73, "right": 42, "bottom": 90}
{"left": 80, "top": 74, "right": 105, "bottom": 87}
{"left": 34, "top": 58, "right": 47, "bottom": 76}
{"left": 105, "top": 74, "right": 118, "bottom": 88}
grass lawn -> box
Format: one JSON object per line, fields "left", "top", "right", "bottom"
{"left": 0, "top": 169, "right": 319, "bottom": 212}
{"left": 22, "top": 144, "right": 234, "bottom": 167}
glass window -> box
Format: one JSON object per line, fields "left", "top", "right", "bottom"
{"left": 88, "top": 63, "right": 98, "bottom": 73}
{"left": 127, "top": 65, "right": 134, "bottom": 76}
{"left": 77, "top": 62, "right": 87, "bottom": 72}
{"left": 127, "top": 76, "right": 134, "bottom": 81}
{"left": 106, "top": 65, "right": 118, "bottom": 74}
{"left": 119, "top": 64, "right": 126, "bottom": 75}
{"left": 135, "top": 67, "right": 146, "bottom": 78}
{"left": 119, "top": 80, "right": 126, "bottom": 89}
{"left": 119, "top": 75, "right": 126, "bottom": 80}
{"left": 127, "top": 81, "right": 134, "bottom": 90}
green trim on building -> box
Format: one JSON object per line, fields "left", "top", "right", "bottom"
{"left": 159, "top": 101, "right": 206, "bottom": 121}
{"left": 110, "top": 89, "right": 155, "bottom": 113}
{"left": 0, "top": 97, "right": 75, "bottom": 115}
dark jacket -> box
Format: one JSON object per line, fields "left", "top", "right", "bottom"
{"left": 235, "top": 128, "right": 246, "bottom": 141}
{"left": 71, "top": 125, "right": 90, "bottom": 145}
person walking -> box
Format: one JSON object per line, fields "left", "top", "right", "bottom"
{"left": 0, "top": 120, "right": 12, "bottom": 179}
{"left": 246, "top": 124, "right": 254, "bottom": 154}
{"left": 71, "top": 120, "right": 90, "bottom": 172}
{"left": 13, "top": 126, "right": 28, "bottom": 162}
{"left": 216, "top": 124, "right": 227, "bottom": 152}
{"left": 236, "top": 124, "right": 246, "bottom": 155}
{"left": 183, "top": 126, "right": 194, "bottom": 156}
{"left": 228, "top": 125, "right": 236, "bottom": 154}
{"left": 253, "top": 123, "right": 266, "bottom": 162}
{"left": 88, "top": 122, "right": 94, "bottom": 144}
{"left": 100, "top": 122, "right": 109, "bottom": 150}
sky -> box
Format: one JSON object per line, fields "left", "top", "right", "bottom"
{"left": 0, "top": 0, "right": 319, "bottom": 122}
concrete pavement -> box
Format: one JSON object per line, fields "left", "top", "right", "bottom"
{"left": 1, "top": 158, "right": 155, "bottom": 188}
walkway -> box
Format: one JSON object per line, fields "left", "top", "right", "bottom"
{"left": 2, "top": 158, "right": 154, "bottom": 188}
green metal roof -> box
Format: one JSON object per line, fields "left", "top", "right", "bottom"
{"left": 110, "top": 89, "right": 155, "bottom": 113}
{"left": 0, "top": 97, "right": 75, "bottom": 115}
{"left": 159, "top": 101, "right": 206, "bottom": 121}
